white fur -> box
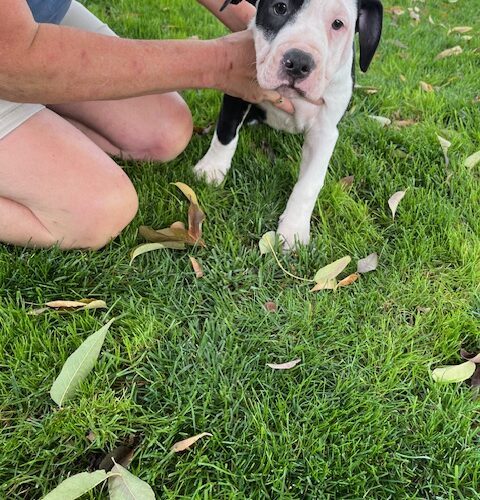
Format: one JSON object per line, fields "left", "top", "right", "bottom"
{"left": 194, "top": 0, "right": 357, "bottom": 248}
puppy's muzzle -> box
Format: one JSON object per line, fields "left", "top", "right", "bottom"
{"left": 281, "top": 49, "right": 316, "bottom": 81}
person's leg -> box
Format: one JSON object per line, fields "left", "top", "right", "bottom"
{"left": 48, "top": 1, "right": 193, "bottom": 162}
{"left": 0, "top": 109, "right": 138, "bottom": 249}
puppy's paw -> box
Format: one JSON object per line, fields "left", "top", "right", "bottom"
{"left": 277, "top": 219, "right": 311, "bottom": 250}
{"left": 193, "top": 156, "right": 228, "bottom": 185}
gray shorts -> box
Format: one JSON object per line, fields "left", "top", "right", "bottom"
{"left": 0, "top": 1, "right": 116, "bottom": 140}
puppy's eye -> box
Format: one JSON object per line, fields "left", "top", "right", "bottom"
{"left": 273, "top": 2, "right": 288, "bottom": 15}
{"left": 332, "top": 19, "right": 344, "bottom": 30}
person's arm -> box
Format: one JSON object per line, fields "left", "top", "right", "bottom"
{"left": 197, "top": 0, "right": 255, "bottom": 31}
{"left": 0, "top": 2, "right": 280, "bottom": 105}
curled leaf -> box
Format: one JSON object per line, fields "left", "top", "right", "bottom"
{"left": 420, "top": 81, "right": 434, "bottom": 92}
{"left": 449, "top": 26, "right": 473, "bottom": 34}
{"left": 336, "top": 273, "right": 360, "bottom": 288}
{"left": 50, "top": 319, "right": 115, "bottom": 406}
{"left": 173, "top": 182, "right": 199, "bottom": 205}
{"left": 460, "top": 349, "right": 480, "bottom": 364}
{"left": 130, "top": 242, "right": 185, "bottom": 265}
{"left": 259, "top": 231, "right": 277, "bottom": 255}
{"left": 172, "top": 432, "right": 212, "bottom": 452}
{"left": 431, "top": 361, "right": 476, "bottom": 383}
{"left": 30, "top": 299, "right": 107, "bottom": 315}
{"left": 339, "top": 175, "right": 354, "bottom": 188}
{"left": 388, "top": 190, "right": 407, "bottom": 220}
{"left": 437, "top": 135, "right": 452, "bottom": 166}
{"left": 435, "top": 46, "right": 463, "bottom": 60}
{"left": 357, "top": 253, "right": 379, "bottom": 274}
{"left": 267, "top": 359, "right": 301, "bottom": 370}
{"left": 173, "top": 182, "right": 206, "bottom": 243}
{"left": 189, "top": 256, "right": 204, "bottom": 278}
{"left": 314, "top": 256, "right": 351, "bottom": 284}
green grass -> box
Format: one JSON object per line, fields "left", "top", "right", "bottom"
{"left": 1, "top": 0, "right": 479, "bottom": 498}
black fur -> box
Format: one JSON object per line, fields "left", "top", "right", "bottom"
{"left": 216, "top": 95, "right": 251, "bottom": 145}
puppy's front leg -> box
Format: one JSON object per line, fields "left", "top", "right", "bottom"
{"left": 277, "top": 116, "right": 340, "bottom": 249}
{"left": 194, "top": 94, "right": 251, "bottom": 184}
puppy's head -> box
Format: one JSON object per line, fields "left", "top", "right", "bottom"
{"left": 222, "top": 0, "right": 383, "bottom": 103}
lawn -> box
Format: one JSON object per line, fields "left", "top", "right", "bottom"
{"left": 1, "top": 0, "right": 479, "bottom": 498}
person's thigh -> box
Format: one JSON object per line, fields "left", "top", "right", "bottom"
{"left": 50, "top": 92, "right": 193, "bottom": 162}
{"left": 48, "top": 0, "right": 193, "bottom": 162}
{"left": 0, "top": 109, "right": 138, "bottom": 249}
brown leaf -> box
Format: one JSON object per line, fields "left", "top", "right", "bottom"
{"left": 357, "top": 253, "right": 379, "bottom": 274}
{"left": 98, "top": 446, "right": 136, "bottom": 472}
{"left": 170, "top": 221, "right": 186, "bottom": 230}
{"left": 435, "top": 46, "right": 463, "bottom": 60}
{"left": 339, "top": 175, "right": 354, "bottom": 188}
{"left": 193, "top": 124, "right": 214, "bottom": 136}
{"left": 336, "top": 273, "right": 360, "bottom": 288}
{"left": 354, "top": 84, "right": 379, "bottom": 95}
{"left": 264, "top": 301, "right": 277, "bottom": 312}
{"left": 471, "top": 366, "right": 480, "bottom": 388}
{"left": 86, "top": 431, "right": 96, "bottom": 443}
{"left": 386, "top": 6, "right": 405, "bottom": 16}
{"left": 420, "top": 81, "right": 434, "bottom": 92}
{"left": 267, "top": 359, "right": 301, "bottom": 370}
{"left": 171, "top": 182, "right": 206, "bottom": 244}
{"left": 392, "top": 119, "right": 417, "bottom": 128}
{"left": 30, "top": 299, "right": 107, "bottom": 315}
{"left": 171, "top": 432, "right": 212, "bottom": 452}
{"left": 449, "top": 26, "right": 472, "bottom": 34}
{"left": 189, "top": 256, "right": 204, "bottom": 278}
{"left": 139, "top": 226, "right": 204, "bottom": 247}
{"left": 388, "top": 190, "right": 407, "bottom": 219}
{"left": 460, "top": 349, "right": 480, "bottom": 364}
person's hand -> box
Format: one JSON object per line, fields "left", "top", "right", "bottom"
{"left": 213, "top": 30, "right": 294, "bottom": 114}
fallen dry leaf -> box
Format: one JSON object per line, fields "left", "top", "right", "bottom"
{"left": 464, "top": 151, "right": 480, "bottom": 169}
{"left": 314, "top": 256, "right": 352, "bottom": 285}
{"left": 386, "top": 6, "right": 405, "bottom": 16}
{"left": 460, "top": 349, "right": 480, "bottom": 364}
{"left": 339, "top": 175, "right": 355, "bottom": 188}
{"left": 259, "top": 231, "right": 277, "bottom": 255}
{"left": 336, "top": 273, "right": 360, "bottom": 289}
{"left": 29, "top": 299, "right": 107, "bottom": 315}
{"left": 449, "top": 26, "right": 473, "bottom": 34}
{"left": 172, "top": 433, "right": 212, "bottom": 452}
{"left": 408, "top": 7, "right": 420, "bottom": 22}
{"left": 420, "top": 81, "right": 434, "bottom": 92}
{"left": 435, "top": 46, "right": 463, "bottom": 60}
{"left": 264, "top": 301, "right": 277, "bottom": 312}
{"left": 354, "top": 84, "right": 378, "bottom": 95}
{"left": 130, "top": 242, "right": 185, "bottom": 265}
{"left": 357, "top": 253, "right": 379, "bottom": 274}
{"left": 170, "top": 221, "right": 186, "bottom": 230}
{"left": 193, "top": 124, "right": 214, "bottom": 136}
{"left": 267, "top": 359, "right": 301, "bottom": 370}
{"left": 388, "top": 190, "right": 407, "bottom": 220}
{"left": 98, "top": 446, "right": 136, "bottom": 472}
{"left": 189, "top": 256, "right": 204, "bottom": 278}
{"left": 369, "top": 115, "right": 391, "bottom": 127}
{"left": 471, "top": 366, "right": 480, "bottom": 388}
{"left": 310, "top": 279, "right": 337, "bottom": 292}
{"left": 437, "top": 135, "right": 452, "bottom": 166}
{"left": 393, "top": 119, "right": 417, "bottom": 128}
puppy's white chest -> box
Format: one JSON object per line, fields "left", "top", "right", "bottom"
{"left": 260, "top": 99, "right": 321, "bottom": 134}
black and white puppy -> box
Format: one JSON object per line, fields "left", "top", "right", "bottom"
{"left": 194, "top": 0, "right": 383, "bottom": 248}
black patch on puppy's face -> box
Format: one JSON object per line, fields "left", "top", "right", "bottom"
{"left": 256, "top": 0, "right": 307, "bottom": 39}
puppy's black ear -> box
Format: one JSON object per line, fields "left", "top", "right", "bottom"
{"left": 356, "top": 0, "right": 383, "bottom": 72}
{"left": 220, "top": 0, "right": 244, "bottom": 12}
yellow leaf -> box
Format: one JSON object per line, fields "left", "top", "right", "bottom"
{"left": 173, "top": 182, "right": 199, "bottom": 205}
{"left": 435, "top": 46, "right": 463, "bottom": 60}
{"left": 172, "top": 433, "right": 212, "bottom": 452}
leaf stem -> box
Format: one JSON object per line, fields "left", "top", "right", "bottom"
{"left": 265, "top": 239, "right": 315, "bottom": 283}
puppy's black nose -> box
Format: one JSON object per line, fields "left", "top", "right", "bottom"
{"left": 282, "top": 49, "right": 315, "bottom": 80}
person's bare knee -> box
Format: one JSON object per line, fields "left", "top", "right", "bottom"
{"left": 114, "top": 94, "right": 193, "bottom": 162}
{"left": 60, "top": 169, "right": 138, "bottom": 249}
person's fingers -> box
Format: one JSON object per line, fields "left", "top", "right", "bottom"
{"left": 274, "top": 99, "right": 295, "bottom": 114}
{"left": 261, "top": 90, "right": 295, "bottom": 114}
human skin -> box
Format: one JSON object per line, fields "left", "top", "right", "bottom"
{"left": 0, "top": 0, "right": 283, "bottom": 250}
